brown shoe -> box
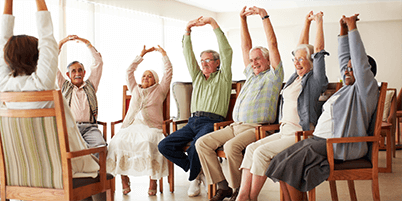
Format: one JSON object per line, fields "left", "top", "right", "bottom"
{"left": 229, "top": 188, "right": 239, "bottom": 201}
{"left": 210, "top": 188, "right": 232, "bottom": 201}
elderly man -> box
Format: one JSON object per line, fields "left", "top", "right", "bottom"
{"left": 158, "top": 16, "right": 232, "bottom": 197}
{"left": 195, "top": 6, "right": 284, "bottom": 201}
{"left": 57, "top": 35, "right": 106, "bottom": 153}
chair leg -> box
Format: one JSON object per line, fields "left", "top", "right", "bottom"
{"left": 329, "top": 181, "right": 338, "bottom": 201}
{"left": 159, "top": 178, "right": 163, "bottom": 193}
{"left": 208, "top": 184, "right": 215, "bottom": 199}
{"left": 168, "top": 160, "right": 174, "bottom": 192}
{"left": 372, "top": 177, "right": 381, "bottom": 201}
{"left": 280, "top": 186, "right": 284, "bottom": 201}
{"left": 347, "top": 180, "right": 357, "bottom": 201}
{"left": 308, "top": 188, "right": 316, "bottom": 201}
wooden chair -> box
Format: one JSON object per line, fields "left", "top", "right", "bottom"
{"left": 0, "top": 90, "right": 114, "bottom": 201}
{"left": 379, "top": 88, "right": 397, "bottom": 173}
{"left": 294, "top": 82, "right": 387, "bottom": 201}
{"left": 169, "top": 80, "right": 244, "bottom": 199}
{"left": 110, "top": 85, "right": 174, "bottom": 193}
{"left": 256, "top": 82, "right": 342, "bottom": 140}
{"left": 396, "top": 88, "right": 402, "bottom": 147}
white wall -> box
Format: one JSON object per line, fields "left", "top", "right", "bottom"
{"left": 217, "top": 1, "right": 402, "bottom": 89}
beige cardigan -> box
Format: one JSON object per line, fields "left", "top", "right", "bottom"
{"left": 121, "top": 55, "right": 173, "bottom": 129}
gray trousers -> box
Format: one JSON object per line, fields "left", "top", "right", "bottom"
{"left": 77, "top": 123, "right": 107, "bottom": 156}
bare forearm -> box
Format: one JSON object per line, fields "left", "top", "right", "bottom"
{"left": 314, "top": 20, "right": 324, "bottom": 53}
{"left": 240, "top": 17, "right": 252, "bottom": 66}
{"left": 36, "top": 0, "right": 48, "bottom": 11}
{"left": 3, "top": 0, "right": 12, "bottom": 15}
{"left": 298, "top": 20, "right": 311, "bottom": 45}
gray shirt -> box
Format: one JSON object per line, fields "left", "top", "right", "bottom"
{"left": 327, "top": 29, "right": 378, "bottom": 160}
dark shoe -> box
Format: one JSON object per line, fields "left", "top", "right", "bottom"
{"left": 210, "top": 188, "right": 232, "bottom": 201}
{"left": 229, "top": 188, "right": 239, "bottom": 201}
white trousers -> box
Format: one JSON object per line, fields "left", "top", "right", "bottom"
{"left": 240, "top": 123, "right": 303, "bottom": 176}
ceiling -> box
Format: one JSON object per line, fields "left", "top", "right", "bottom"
{"left": 173, "top": 0, "right": 390, "bottom": 13}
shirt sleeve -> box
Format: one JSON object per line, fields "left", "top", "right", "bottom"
{"left": 56, "top": 69, "right": 66, "bottom": 89}
{"left": 348, "top": 29, "right": 377, "bottom": 97}
{"left": 312, "top": 50, "right": 329, "bottom": 93}
{"left": 338, "top": 34, "right": 350, "bottom": 83}
{"left": 0, "top": 14, "right": 14, "bottom": 83}
{"left": 34, "top": 11, "right": 58, "bottom": 90}
{"left": 182, "top": 34, "right": 201, "bottom": 81}
{"left": 86, "top": 46, "right": 103, "bottom": 92}
{"left": 159, "top": 55, "right": 173, "bottom": 95}
{"left": 126, "top": 56, "right": 142, "bottom": 93}
{"left": 214, "top": 27, "right": 233, "bottom": 81}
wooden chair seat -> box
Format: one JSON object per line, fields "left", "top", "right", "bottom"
{"left": 73, "top": 173, "right": 115, "bottom": 188}
{"left": 333, "top": 157, "right": 372, "bottom": 170}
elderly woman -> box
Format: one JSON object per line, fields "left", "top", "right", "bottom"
{"left": 236, "top": 11, "right": 328, "bottom": 201}
{"left": 266, "top": 14, "right": 378, "bottom": 201}
{"left": 106, "top": 45, "right": 173, "bottom": 196}
{"left": 0, "top": 0, "right": 99, "bottom": 179}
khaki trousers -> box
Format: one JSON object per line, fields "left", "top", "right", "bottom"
{"left": 195, "top": 122, "right": 258, "bottom": 189}
{"left": 240, "top": 123, "right": 303, "bottom": 176}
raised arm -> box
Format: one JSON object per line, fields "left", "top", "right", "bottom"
{"left": 36, "top": 0, "right": 48, "bottom": 11}
{"left": 0, "top": 0, "right": 13, "bottom": 82}
{"left": 240, "top": 6, "right": 252, "bottom": 67}
{"left": 298, "top": 11, "right": 313, "bottom": 46}
{"left": 199, "top": 17, "right": 232, "bottom": 80}
{"left": 313, "top": 12, "right": 324, "bottom": 53}
{"left": 33, "top": 0, "right": 58, "bottom": 89}
{"left": 126, "top": 45, "right": 154, "bottom": 92}
{"left": 249, "top": 6, "right": 281, "bottom": 69}
{"left": 78, "top": 36, "right": 103, "bottom": 91}
{"left": 155, "top": 45, "right": 173, "bottom": 94}
{"left": 3, "top": 0, "right": 12, "bottom": 14}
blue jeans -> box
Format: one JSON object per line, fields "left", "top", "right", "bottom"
{"left": 158, "top": 116, "right": 223, "bottom": 181}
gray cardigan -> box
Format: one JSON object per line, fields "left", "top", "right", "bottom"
{"left": 279, "top": 50, "right": 329, "bottom": 131}
{"left": 331, "top": 29, "right": 379, "bottom": 160}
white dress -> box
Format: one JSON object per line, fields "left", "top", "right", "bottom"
{"left": 106, "top": 111, "right": 168, "bottom": 180}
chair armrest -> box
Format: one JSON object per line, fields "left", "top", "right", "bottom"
{"left": 214, "top": 120, "right": 234, "bottom": 131}
{"left": 172, "top": 119, "right": 189, "bottom": 132}
{"left": 110, "top": 119, "right": 123, "bottom": 138}
{"left": 163, "top": 119, "right": 173, "bottom": 137}
{"left": 97, "top": 121, "right": 107, "bottom": 142}
{"left": 66, "top": 145, "right": 109, "bottom": 184}
{"left": 325, "top": 136, "right": 381, "bottom": 174}
{"left": 295, "top": 130, "right": 314, "bottom": 142}
{"left": 257, "top": 124, "right": 281, "bottom": 140}
{"left": 66, "top": 145, "right": 107, "bottom": 159}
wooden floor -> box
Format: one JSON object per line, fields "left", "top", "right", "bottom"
{"left": 111, "top": 149, "right": 402, "bottom": 201}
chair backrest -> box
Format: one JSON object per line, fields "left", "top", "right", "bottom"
{"left": 0, "top": 90, "right": 68, "bottom": 190}
{"left": 122, "top": 85, "right": 170, "bottom": 121}
{"left": 171, "top": 80, "right": 245, "bottom": 122}
{"left": 397, "top": 87, "right": 402, "bottom": 111}
{"left": 382, "top": 88, "right": 397, "bottom": 133}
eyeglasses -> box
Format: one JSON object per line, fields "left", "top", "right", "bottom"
{"left": 292, "top": 57, "right": 306, "bottom": 63}
{"left": 345, "top": 67, "right": 353, "bottom": 72}
{"left": 200, "top": 59, "right": 216, "bottom": 64}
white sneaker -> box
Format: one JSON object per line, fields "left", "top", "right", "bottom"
{"left": 199, "top": 173, "right": 208, "bottom": 193}
{"left": 187, "top": 177, "right": 201, "bottom": 197}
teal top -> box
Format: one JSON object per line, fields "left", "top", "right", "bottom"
{"left": 182, "top": 27, "right": 233, "bottom": 118}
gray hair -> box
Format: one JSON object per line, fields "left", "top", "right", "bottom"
{"left": 200, "top": 49, "right": 220, "bottom": 69}
{"left": 200, "top": 49, "right": 220, "bottom": 60}
{"left": 66, "top": 61, "right": 84, "bottom": 72}
{"left": 292, "top": 44, "right": 314, "bottom": 69}
{"left": 250, "top": 46, "right": 270, "bottom": 60}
